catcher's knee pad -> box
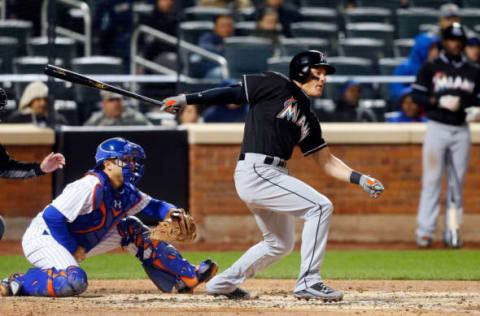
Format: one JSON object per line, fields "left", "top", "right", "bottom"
{"left": 50, "top": 266, "right": 88, "bottom": 297}
{"left": 16, "top": 266, "right": 87, "bottom": 297}
{"left": 117, "top": 216, "right": 149, "bottom": 247}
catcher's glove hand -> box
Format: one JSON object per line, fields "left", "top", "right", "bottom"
{"left": 149, "top": 209, "right": 197, "bottom": 242}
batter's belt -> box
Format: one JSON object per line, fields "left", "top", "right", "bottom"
{"left": 239, "top": 153, "right": 287, "bottom": 168}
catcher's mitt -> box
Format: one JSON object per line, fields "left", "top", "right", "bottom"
{"left": 149, "top": 209, "right": 197, "bottom": 242}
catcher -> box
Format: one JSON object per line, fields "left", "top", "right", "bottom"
{"left": 0, "top": 137, "right": 217, "bottom": 297}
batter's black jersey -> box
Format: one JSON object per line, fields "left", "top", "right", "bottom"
{"left": 0, "top": 144, "right": 44, "bottom": 179}
{"left": 412, "top": 53, "right": 480, "bottom": 125}
{"left": 240, "top": 72, "right": 327, "bottom": 160}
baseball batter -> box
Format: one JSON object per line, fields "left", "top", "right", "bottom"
{"left": 0, "top": 87, "right": 65, "bottom": 241}
{"left": 0, "top": 137, "right": 217, "bottom": 297}
{"left": 413, "top": 23, "right": 480, "bottom": 248}
{"left": 160, "top": 50, "right": 384, "bottom": 301}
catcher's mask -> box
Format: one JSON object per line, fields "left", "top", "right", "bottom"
{"left": 0, "top": 88, "right": 7, "bottom": 122}
{"left": 95, "top": 137, "right": 146, "bottom": 186}
{"left": 289, "top": 50, "right": 335, "bottom": 84}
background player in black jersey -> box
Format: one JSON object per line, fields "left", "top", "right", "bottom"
{"left": 160, "top": 50, "right": 384, "bottom": 302}
{"left": 412, "top": 23, "right": 480, "bottom": 249}
{"left": 0, "top": 88, "right": 65, "bottom": 241}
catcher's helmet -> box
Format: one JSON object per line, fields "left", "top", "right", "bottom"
{"left": 289, "top": 50, "right": 335, "bottom": 83}
{"left": 442, "top": 22, "right": 467, "bottom": 45}
{"left": 95, "top": 137, "right": 146, "bottom": 186}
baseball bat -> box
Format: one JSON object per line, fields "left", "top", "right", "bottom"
{"left": 44, "top": 64, "right": 164, "bottom": 107}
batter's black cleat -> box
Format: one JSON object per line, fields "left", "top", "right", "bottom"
{"left": 294, "top": 282, "right": 343, "bottom": 302}
{"left": 0, "top": 275, "right": 22, "bottom": 297}
{"left": 211, "top": 287, "right": 251, "bottom": 300}
{"left": 177, "top": 259, "right": 219, "bottom": 294}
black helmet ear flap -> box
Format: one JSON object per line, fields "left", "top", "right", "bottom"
{"left": 289, "top": 50, "right": 335, "bottom": 83}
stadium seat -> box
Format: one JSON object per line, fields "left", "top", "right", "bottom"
{"left": 236, "top": 8, "right": 255, "bottom": 22}
{"left": 184, "top": 6, "right": 231, "bottom": 21}
{"left": 342, "top": 7, "right": 392, "bottom": 24}
{"left": 55, "top": 100, "right": 79, "bottom": 125}
{"left": 300, "top": 0, "right": 337, "bottom": 8}
{"left": 280, "top": 38, "right": 330, "bottom": 57}
{"left": 396, "top": 8, "right": 438, "bottom": 39}
{"left": 290, "top": 22, "right": 338, "bottom": 40}
{"left": 345, "top": 23, "right": 394, "bottom": 56}
{"left": 338, "top": 38, "right": 386, "bottom": 65}
{"left": 235, "top": 21, "right": 256, "bottom": 37}
{"left": 27, "top": 37, "right": 76, "bottom": 69}
{"left": 458, "top": 9, "right": 480, "bottom": 29}
{"left": 418, "top": 24, "right": 439, "bottom": 34}
{"left": 13, "top": 57, "right": 68, "bottom": 100}
{"left": 0, "top": 37, "right": 18, "bottom": 73}
{"left": 71, "top": 56, "right": 123, "bottom": 122}
{"left": 323, "top": 56, "right": 375, "bottom": 99}
{"left": 378, "top": 57, "right": 405, "bottom": 100}
{"left": 224, "top": 37, "right": 274, "bottom": 79}
{"left": 393, "top": 38, "right": 415, "bottom": 58}
{"left": 180, "top": 21, "right": 214, "bottom": 45}
{"left": 267, "top": 56, "right": 290, "bottom": 77}
{"left": 356, "top": 0, "right": 402, "bottom": 10}
{"left": 0, "top": 20, "right": 32, "bottom": 56}
{"left": 299, "top": 7, "right": 338, "bottom": 24}
{"left": 411, "top": 0, "right": 451, "bottom": 7}
{"left": 463, "top": 0, "right": 480, "bottom": 7}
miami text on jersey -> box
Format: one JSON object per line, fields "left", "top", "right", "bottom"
{"left": 276, "top": 97, "right": 311, "bottom": 142}
{"left": 433, "top": 72, "right": 475, "bottom": 93}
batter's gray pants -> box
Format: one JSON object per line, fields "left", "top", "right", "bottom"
{"left": 416, "top": 120, "right": 470, "bottom": 239}
{"left": 206, "top": 153, "right": 334, "bottom": 294}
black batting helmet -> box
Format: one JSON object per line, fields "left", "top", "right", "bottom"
{"left": 289, "top": 50, "right": 335, "bottom": 83}
{"left": 442, "top": 22, "right": 467, "bottom": 46}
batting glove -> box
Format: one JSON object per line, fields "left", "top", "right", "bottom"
{"left": 359, "top": 175, "right": 384, "bottom": 199}
{"left": 160, "top": 94, "right": 187, "bottom": 114}
{"left": 465, "top": 107, "right": 480, "bottom": 122}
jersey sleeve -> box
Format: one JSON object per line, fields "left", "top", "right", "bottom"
{"left": 411, "top": 62, "right": 433, "bottom": 94}
{"left": 242, "top": 73, "right": 288, "bottom": 104}
{"left": 51, "top": 175, "right": 99, "bottom": 222}
{"left": 299, "top": 115, "right": 328, "bottom": 156}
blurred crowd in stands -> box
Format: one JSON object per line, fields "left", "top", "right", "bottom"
{"left": 0, "top": 0, "right": 479, "bottom": 126}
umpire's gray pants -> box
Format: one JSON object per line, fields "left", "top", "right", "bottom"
{"left": 206, "top": 153, "right": 334, "bottom": 294}
{"left": 416, "top": 120, "right": 470, "bottom": 239}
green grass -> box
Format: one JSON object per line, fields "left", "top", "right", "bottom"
{"left": 1, "top": 250, "right": 480, "bottom": 280}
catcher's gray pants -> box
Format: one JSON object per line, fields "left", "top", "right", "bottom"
{"left": 416, "top": 120, "right": 470, "bottom": 239}
{"left": 206, "top": 153, "right": 334, "bottom": 294}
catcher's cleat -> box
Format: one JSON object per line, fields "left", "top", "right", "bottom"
{"left": 0, "top": 275, "right": 22, "bottom": 297}
{"left": 416, "top": 235, "right": 433, "bottom": 248}
{"left": 210, "top": 287, "right": 251, "bottom": 300}
{"left": 177, "top": 259, "right": 218, "bottom": 294}
{"left": 294, "top": 282, "right": 343, "bottom": 302}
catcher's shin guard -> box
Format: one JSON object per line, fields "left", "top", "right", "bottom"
{"left": 9, "top": 266, "right": 87, "bottom": 297}
{"left": 142, "top": 263, "right": 177, "bottom": 293}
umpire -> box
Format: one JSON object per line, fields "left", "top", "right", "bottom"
{"left": 413, "top": 23, "right": 480, "bottom": 248}
{"left": 0, "top": 88, "right": 65, "bottom": 241}
{"left": 160, "top": 50, "right": 384, "bottom": 301}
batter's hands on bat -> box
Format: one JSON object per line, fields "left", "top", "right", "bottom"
{"left": 40, "top": 152, "right": 66, "bottom": 173}
{"left": 359, "top": 175, "right": 384, "bottom": 199}
{"left": 73, "top": 246, "right": 86, "bottom": 263}
{"left": 160, "top": 94, "right": 187, "bottom": 114}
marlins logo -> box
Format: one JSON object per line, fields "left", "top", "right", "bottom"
{"left": 277, "top": 97, "right": 311, "bottom": 142}
{"left": 433, "top": 72, "right": 475, "bottom": 93}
